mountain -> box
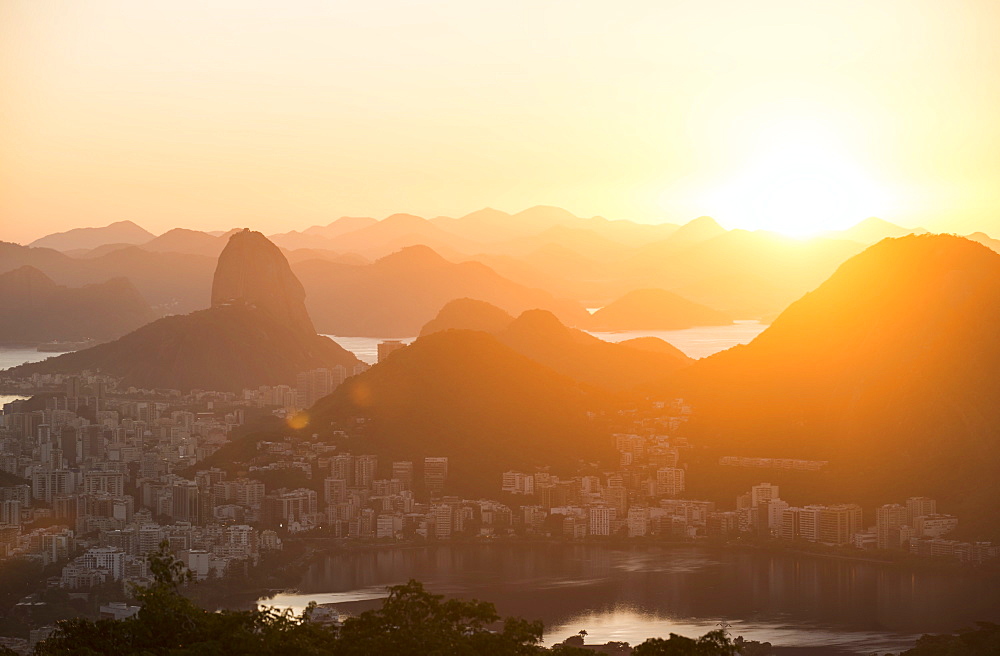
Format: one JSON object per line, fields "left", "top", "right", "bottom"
{"left": 315, "top": 213, "right": 482, "bottom": 259}
{"left": 268, "top": 217, "right": 378, "bottom": 250}
{"left": 495, "top": 309, "right": 692, "bottom": 392}
{"left": 6, "top": 230, "right": 359, "bottom": 391}
{"left": 291, "top": 245, "right": 588, "bottom": 335}
{"left": 676, "top": 234, "right": 1000, "bottom": 536}
{"left": 28, "top": 221, "right": 155, "bottom": 251}
{"left": 824, "top": 217, "right": 927, "bottom": 244}
{"left": 211, "top": 229, "right": 317, "bottom": 336}
{"left": 661, "top": 216, "right": 727, "bottom": 247}
{"left": 418, "top": 298, "right": 515, "bottom": 337}
{"left": 140, "top": 228, "right": 227, "bottom": 257}
{"left": 0, "top": 266, "right": 157, "bottom": 343}
{"left": 306, "top": 329, "right": 614, "bottom": 497}
{"left": 967, "top": 231, "right": 1000, "bottom": 254}
{"left": 417, "top": 300, "right": 692, "bottom": 391}
{"left": 589, "top": 289, "right": 732, "bottom": 331}
{"left": 0, "top": 241, "right": 216, "bottom": 315}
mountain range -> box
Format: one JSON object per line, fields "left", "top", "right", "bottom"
{"left": 0, "top": 266, "right": 156, "bottom": 343}
{"left": 7, "top": 230, "right": 359, "bottom": 391}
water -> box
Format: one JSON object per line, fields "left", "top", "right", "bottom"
{"left": 0, "top": 347, "right": 53, "bottom": 372}
{"left": 327, "top": 322, "right": 769, "bottom": 364}
{"left": 324, "top": 336, "right": 414, "bottom": 365}
{"left": 261, "top": 543, "right": 1000, "bottom": 653}
{"left": 588, "top": 320, "right": 768, "bottom": 360}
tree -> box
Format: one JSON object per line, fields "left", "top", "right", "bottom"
{"left": 34, "top": 542, "right": 333, "bottom": 656}
{"left": 898, "top": 622, "right": 1000, "bottom": 656}
{"left": 336, "top": 579, "right": 545, "bottom": 656}
{"left": 632, "top": 629, "right": 737, "bottom": 655}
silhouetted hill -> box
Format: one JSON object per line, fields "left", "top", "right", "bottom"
{"left": 28, "top": 221, "right": 154, "bottom": 251}
{"left": 589, "top": 288, "right": 732, "bottom": 330}
{"left": 7, "top": 231, "right": 359, "bottom": 390}
{"left": 661, "top": 216, "right": 727, "bottom": 247}
{"left": 418, "top": 298, "right": 515, "bottom": 337}
{"left": 496, "top": 309, "right": 692, "bottom": 392}
{"left": 0, "top": 241, "right": 216, "bottom": 315}
{"left": 824, "top": 217, "right": 927, "bottom": 244}
{"left": 307, "top": 330, "right": 614, "bottom": 497}
{"left": 0, "top": 266, "right": 156, "bottom": 343}
{"left": 141, "top": 228, "right": 227, "bottom": 257}
{"left": 967, "top": 231, "right": 1000, "bottom": 254}
{"left": 292, "top": 245, "right": 588, "bottom": 335}
{"left": 319, "top": 213, "right": 482, "bottom": 258}
{"left": 676, "top": 234, "right": 1000, "bottom": 537}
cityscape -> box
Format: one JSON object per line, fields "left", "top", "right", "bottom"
{"left": 3, "top": 1, "right": 1000, "bottom": 654}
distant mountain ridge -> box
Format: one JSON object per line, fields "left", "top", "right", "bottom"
{"left": 28, "top": 221, "right": 154, "bottom": 251}
{"left": 6, "top": 230, "right": 359, "bottom": 391}
{"left": 0, "top": 266, "right": 157, "bottom": 343}
{"left": 419, "top": 299, "right": 692, "bottom": 392}
{"left": 292, "top": 245, "right": 589, "bottom": 335}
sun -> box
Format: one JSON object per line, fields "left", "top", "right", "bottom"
{"left": 700, "top": 119, "right": 895, "bottom": 237}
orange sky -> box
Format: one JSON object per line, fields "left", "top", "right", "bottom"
{"left": 3, "top": 0, "right": 1000, "bottom": 243}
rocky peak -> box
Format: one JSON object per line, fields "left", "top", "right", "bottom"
{"left": 210, "top": 229, "right": 316, "bottom": 335}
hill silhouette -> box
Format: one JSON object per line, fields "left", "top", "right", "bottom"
{"left": 292, "top": 245, "right": 588, "bottom": 335}
{"left": 7, "top": 230, "right": 359, "bottom": 391}
{"left": 589, "top": 288, "right": 731, "bottom": 331}
{"left": 307, "top": 330, "right": 614, "bottom": 497}
{"left": 417, "top": 300, "right": 692, "bottom": 391}
{"left": 676, "top": 234, "right": 1000, "bottom": 536}
{"left": 418, "top": 298, "right": 515, "bottom": 337}
{"left": 496, "top": 309, "right": 692, "bottom": 392}
{"left": 0, "top": 266, "right": 156, "bottom": 343}
{"left": 28, "top": 220, "right": 154, "bottom": 251}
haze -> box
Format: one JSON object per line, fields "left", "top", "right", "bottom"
{"left": 4, "top": 0, "right": 1000, "bottom": 244}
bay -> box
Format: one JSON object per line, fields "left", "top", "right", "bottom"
{"left": 262, "top": 543, "right": 999, "bottom": 653}
{"left": 325, "top": 321, "right": 769, "bottom": 364}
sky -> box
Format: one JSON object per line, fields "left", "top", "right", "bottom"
{"left": 3, "top": 0, "right": 1000, "bottom": 243}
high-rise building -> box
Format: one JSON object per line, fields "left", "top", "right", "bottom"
{"left": 750, "top": 483, "right": 779, "bottom": 507}
{"left": 331, "top": 454, "right": 354, "bottom": 486}
{"left": 324, "top": 477, "right": 347, "bottom": 505}
{"left": 876, "top": 504, "right": 909, "bottom": 550}
{"left": 818, "top": 504, "right": 863, "bottom": 545}
{"left": 424, "top": 457, "right": 448, "bottom": 496}
{"left": 391, "top": 461, "right": 414, "bottom": 488}
{"left": 171, "top": 481, "right": 201, "bottom": 524}
{"left": 354, "top": 455, "right": 378, "bottom": 489}
{"left": 905, "top": 497, "right": 937, "bottom": 524}
{"left": 655, "top": 467, "right": 685, "bottom": 496}
{"left": 588, "top": 506, "right": 614, "bottom": 536}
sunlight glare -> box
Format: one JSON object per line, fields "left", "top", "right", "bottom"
{"left": 702, "top": 119, "right": 894, "bottom": 237}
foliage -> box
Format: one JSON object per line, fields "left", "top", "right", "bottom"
{"left": 632, "top": 629, "right": 737, "bottom": 655}
{"left": 898, "top": 622, "right": 1000, "bottom": 656}
{"left": 29, "top": 544, "right": 798, "bottom": 656}
{"left": 34, "top": 542, "right": 334, "bottom": 656}
{"left": 336, "top": 579, "right": 545, "bottom": 655}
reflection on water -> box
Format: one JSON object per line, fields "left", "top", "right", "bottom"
{"left": 322, "top": 336, "right": 413, "bottom": 365}
{"left": 0, "top": 347, "right": 52, "bottom": 372}
{"left": 325, "top": 322, "right": 768, "bottom": 365}
{"left": 588, "top": 320, "right": 768, "bottom": 360}
{"left": 262, "top": 544, "right": 1000, "bottom": 653}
